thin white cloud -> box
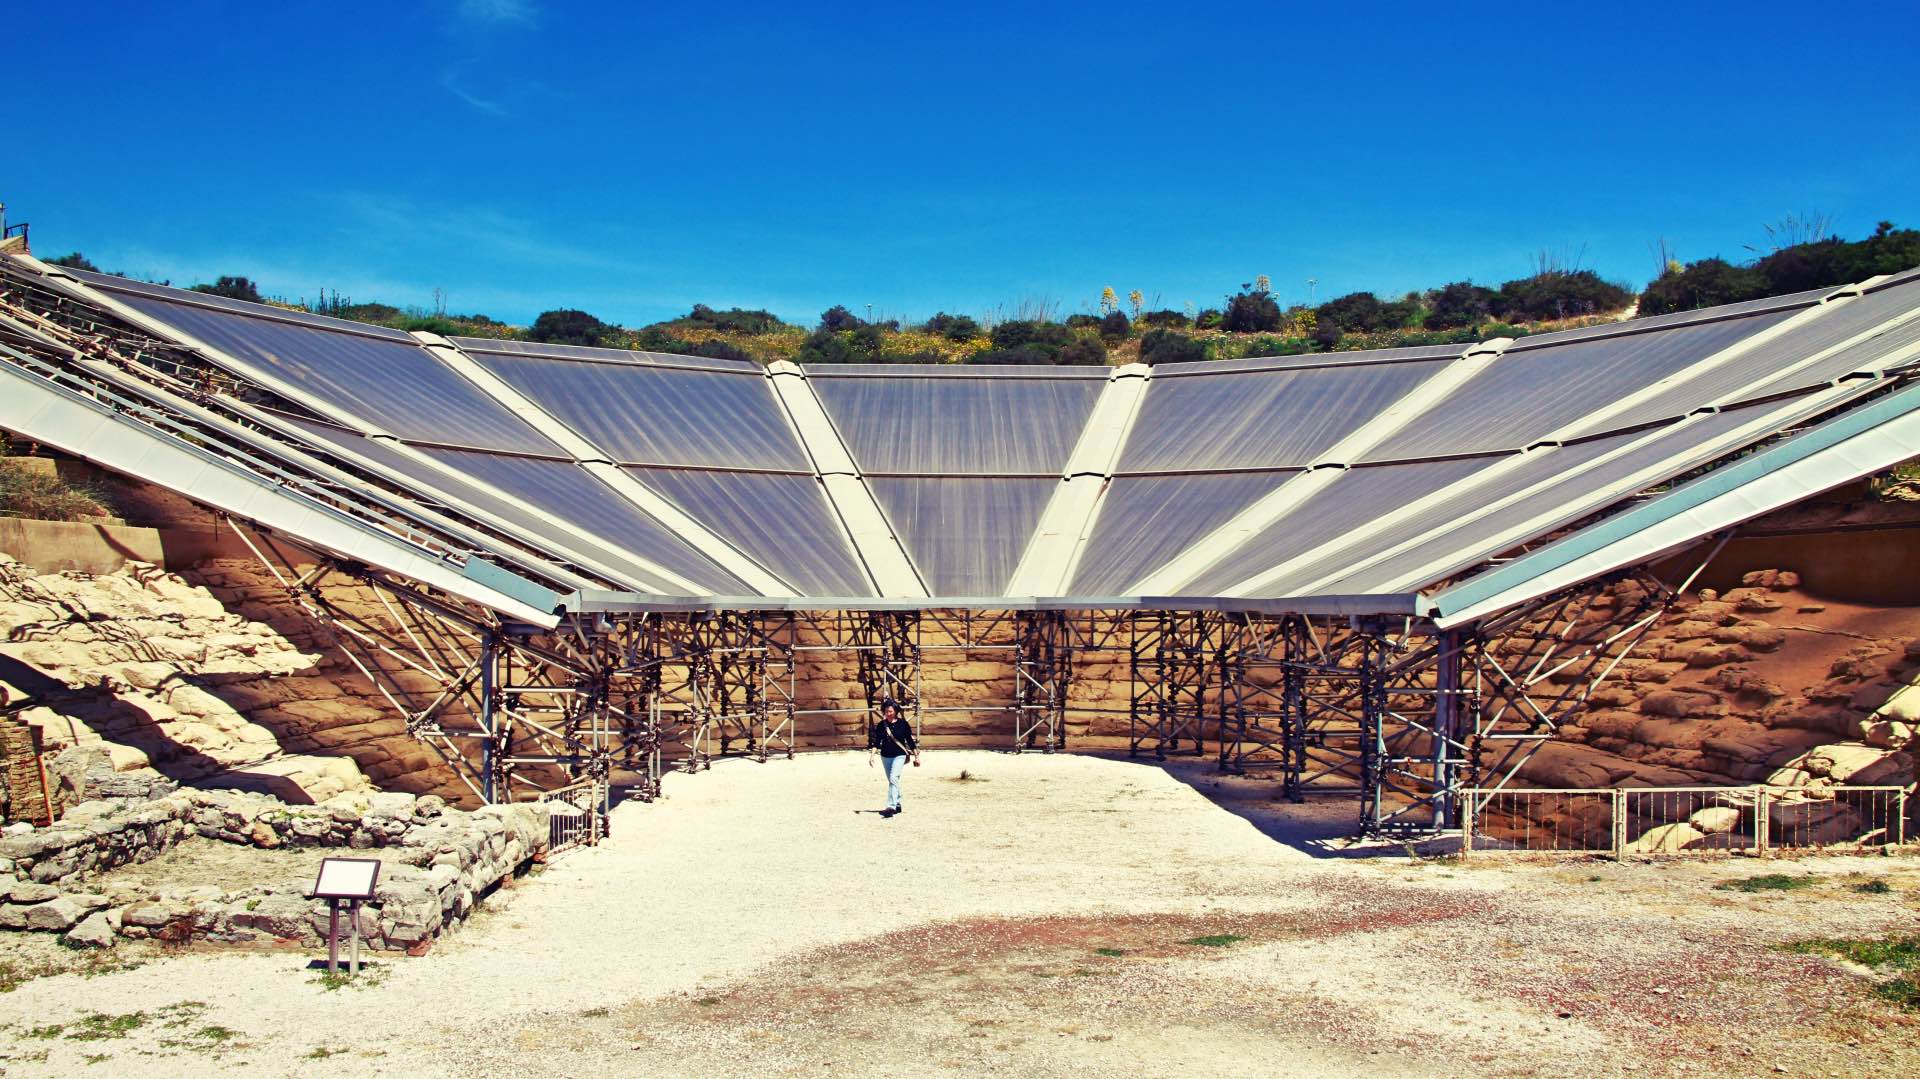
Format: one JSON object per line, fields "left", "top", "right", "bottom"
{"left": 455, "top": 0, "right": 534, "bottom": 25}
{"left": 440, "top": 70, "right": 509, "bottom": 116}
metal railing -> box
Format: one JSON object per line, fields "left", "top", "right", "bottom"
{"left": 539, "top": 779, "right": 608, "bottom": 855}
{"left": 1463, "top": 785, "right": 1910, "bottom": 857}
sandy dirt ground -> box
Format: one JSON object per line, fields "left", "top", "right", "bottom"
{"left": 0, "top": 750, "right": 1917, "bottom": 1077}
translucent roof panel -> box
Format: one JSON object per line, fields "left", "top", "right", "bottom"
{"left": 628, "top": 467, "right": 869, "bottom": 597}
{"left": 71, "top": 272, "right": 560, "bottom": 456}
{"left": 1183, "top": 457, "right": 1501, "bottom": 596}
{"left": 1245, "top": 433, "right": 1647, "bottom": 597}
{"left": 272, "top": 415, "right": 688, "bottom": 594}
{"left": 1069, "top": 470, "right": 1297, "bottom": 596}
{"left": 1121, "top": 353, "right": 1455, "bottom": 471}
{"left": 868, "top": 477, "right": 1058, "bottom": 595}
{"left": 1359, "top": 311, "right": 1795, "bottom": 462}
{"left": 462, "top": 344, "right": 809, "bottom": 470}
{"left": 1314, "top": 402, "right": 1815, "bottom": 596}
{"left": 411, "top": 448, "right": 748, "bottom": 595}
{"left": 1565, "top": 277, "right": 1920, "bottom": 434}
{"left": 1739, "top": 314, "right": 1920, "bottom": 399}
{"left": 809, "top": 371, "right": 1106, "bottom": 475}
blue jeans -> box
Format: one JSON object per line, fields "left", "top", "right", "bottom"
{"left": 881, "top": 753, "right": 907, "bottom": 809}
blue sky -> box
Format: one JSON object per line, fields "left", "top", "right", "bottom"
{"left": 9, "top": 1, "right": 1919, "bottom": 327}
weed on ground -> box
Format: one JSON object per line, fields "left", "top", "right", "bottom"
{"left": 1716, "top": 873, "right": 1816, "bottom": 893}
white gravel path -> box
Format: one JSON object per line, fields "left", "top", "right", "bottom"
{"left": 0, "top": 751, "right": 1368, "bottom": 1076}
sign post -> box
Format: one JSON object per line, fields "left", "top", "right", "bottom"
{"left": 308, "top": 857, "right": 381, "bottom": 977}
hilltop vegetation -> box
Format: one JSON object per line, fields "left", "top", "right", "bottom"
{"left": 41, "top": 219, "right": 1920, "bottom": 368}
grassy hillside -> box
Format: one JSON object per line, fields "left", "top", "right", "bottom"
{"left": 41, "top": 219, "right": 1919, "bottom": 368}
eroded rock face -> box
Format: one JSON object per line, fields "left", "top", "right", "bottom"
{"left": 1530, "top": 569, "right": 1920, "bottom": 797}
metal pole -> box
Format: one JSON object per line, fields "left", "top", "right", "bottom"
{"left": 1433, "top": 629, "right": 1462, "bottom": 830}
{"left": 349, "top": 902, "right": 361, "bottom": 976}
{"left": 327, "top": 900, "right": 340, "bottom": 972}
{"left": 480, "top": 630, "right": 498, "bottom": 805}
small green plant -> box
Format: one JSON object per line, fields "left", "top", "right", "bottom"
{"left": 694, "top": 996, "right": 722, "bottom": 1007}
{"left": 1179, "top": 934, "right": 1246, "bottom": 948}
{"left": 83, "top": 1053, "right": 112, "bottom": 1066}
{"left": 1781, "top": 934, "right": 1920, "bottom": 969}
{"left": 1875, "top": 977, "right": 1920, "bottom": 1010}
{"left": 946, "top": 769, "right": 989, "bottom": 783}
{"left": 305, "top": 1047, "right": 344, "bottom": 1059}
{"left": 25, "top": 1023, "right": 65, "bottom": 1039}
{"left": 581, "top": 1006, "right": 610, "bottom": 1018}
{"left": 1716, "top": 873, "right": 1816, "bottom": 892}
{"left": 310, "top": 966, "right": 389, "bottom": 992}
{"left": 1093, "top": 947, "right": 1126, "bottom": 957}
{"left": 194, "top": 1025, "right": 241, "bottom": 1043}
{"left": 66, "top": 1012, "right": 148, "bottom": 1041}
{"left": 1854, "top": 879, "right": 1894, "bottom": 895}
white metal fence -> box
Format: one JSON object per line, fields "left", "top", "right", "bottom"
{"left": 1463, "top": 785, "right": 1910, "bottom": 857}
{"left": 540, "top": 779, "right": 608, "bottom": 855}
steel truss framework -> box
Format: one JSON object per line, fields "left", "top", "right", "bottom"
{"left": 0, "top": 255, "right": 1724, "bottom": 838}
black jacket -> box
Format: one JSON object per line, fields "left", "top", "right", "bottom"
{"left": 868, "top": 716, "right": 918, "bottom": 758}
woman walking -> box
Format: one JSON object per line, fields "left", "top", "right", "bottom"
{"left": 867, "top": 698, "right": 919, "bottom": 818}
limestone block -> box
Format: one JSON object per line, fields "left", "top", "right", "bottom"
{"left": 63, "top": 911, "right": 116, "bottom": 948}
{"left": 1689, "top": 806, "right": 1742, "bottom": 834}
{"left": 24, "top": 895, "right": 89, "bottom": 931}
{"left": 1626, "top": 822, "right": 1706, "bottom": 853}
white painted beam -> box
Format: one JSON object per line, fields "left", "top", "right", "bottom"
{"left": 1004, "top": 362, "right": 1149, "bottom": 596}
{"left": 765, "top": 360, "right": 928, "bottom": 598}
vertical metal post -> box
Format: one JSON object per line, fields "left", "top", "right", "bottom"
{"left": 349, "top": 901, "right": 362, "bottom": 976}
{"left": 479, "top": 630, "right": 498, "bottom": 805}
{"left": 327, "top": 900, "right": 340, "bottom": 972}
{"left": 1432, "top": 629, "right": 1463, "bottom": 830}
{"left": 1611, "top": 788, "right": 1626, "bottom": 861}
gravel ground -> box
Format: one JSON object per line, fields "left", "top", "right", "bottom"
{"left": 0, "top": 750, "right": 1916, "bottom": 1077}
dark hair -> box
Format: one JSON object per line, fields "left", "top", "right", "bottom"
{"left": 879, "top": 698, "right": 899, "bottom": 713}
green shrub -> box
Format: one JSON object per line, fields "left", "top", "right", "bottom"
{"left": 1140, "top": 309, "right": 1191, "bottom": 328}
{"left": 1138, "top": 328, "right": 1205, "bottom": 365}
{"left": 1638, "top": 258, "right": 1768, "bottom": 315}
{"left": 989, "top": 320, "right": 1075, "bottom": 358}
{"left": 45, "top": 251, "right": 99, "bottom": 272}
{"left": 1194, "top": 308, "right": 1225, "bottom": 330}
{"left": 528, "top": 309, "right": 613, "bottom": 346}
{"left": 683, "top": 304, "right": 785, "bottom": 335}
{"left": 1223, "top": 289, "right": 1282, "bottom": 333}
{"left": 191, "top": 276, "right": 263, "bottom": 303}
{"left": 1055, "top": 337, "right": 1108, "bottom": 365}
{"left": 1064, "top": 313, "right": 1102, "bottom": 329}
{"left": 1494, "top": 270, "right": 1633, "bottom": 321}
{"left": 1098, "top": 311, "right": 1132, "bottom": 340}
{"left": 969, "top": 344, "right": 1055, "bottom": 365}
{"left": 1423, "top": 281, "right": 1500, "bottom": 329}
{"left": 0, "top": 460, "right": 113, "bottom": 521}
{"left": 1235, "top": 334, "right": 1315, "bottom": 358}
{"left": 818, "top": 305, "right": 865, "bottom": 332}
{"left": 922, "top": 312, "right": 981, "bottom": 341}
{"left": 1316, "top": 291, "right": 1417, "bottom": 333}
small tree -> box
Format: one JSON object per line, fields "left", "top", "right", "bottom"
{"left": 819, "top": 305, "right": 865, "bottom": 332}
{"left": 1056, "top": 337, "right": 1108, "bottom": 366}
{"left": 1423, "top": 282, "right": 1500, "bottom": 329}
{"left": 923, "top": 312, "right": 981, "bottom": 341}
{"left": 1223, "top": 286, "right": 1282, "bottom": 333}
{"left": 1138, "top": 329, "right": 1205, "bottom": 365}
{"left": 45, "top": 251, "right": 99, "bottom": 272}
{"left": 192, "top": 275, "right": 264, "bottom": 303}
{"left": 528, "top": 308, "right": 613, "bottom": 346}
{"left": 1098, "top": 311, "right": 1132, "bottom": 341}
